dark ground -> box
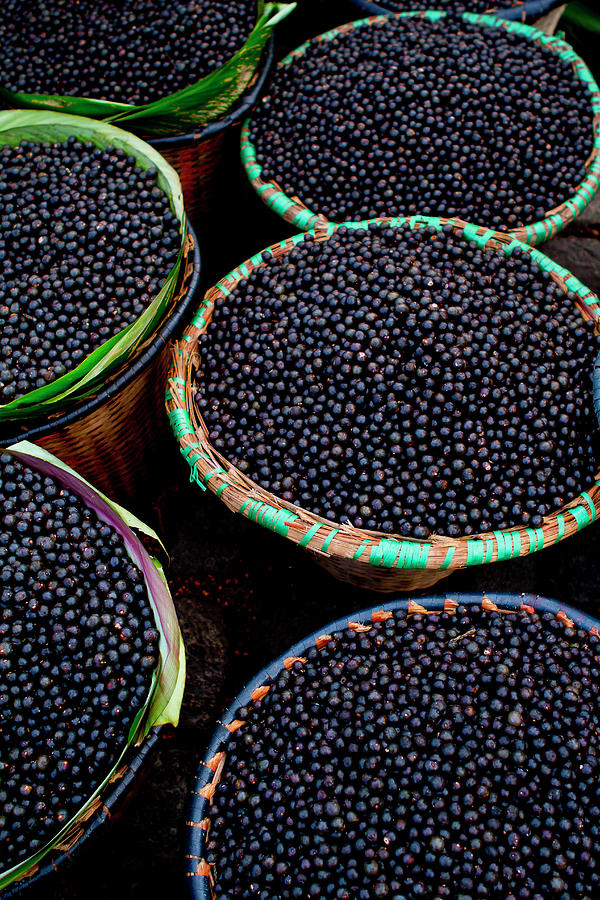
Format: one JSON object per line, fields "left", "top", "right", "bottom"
{"left": 20, "top": 2, "right": 600, "bottom": 898}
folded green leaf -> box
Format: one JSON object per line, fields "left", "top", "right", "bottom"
{"left": 0, "top": 441, "right": 185, "bottom": 891}
{"left": 0, "top": 111, "right": 187, "bottom": 421}
{"left": 0, "top": 3, "right": 296, "bottom": 137}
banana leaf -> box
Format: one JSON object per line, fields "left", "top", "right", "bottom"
{"left": 0, "top": 3, "right": 296, "bottom": 138}
{"left": 0, "top": 441, "right": 185, "bottom": 892}
{"left": 0, "top": 110, "right": 186, "bottom": 422}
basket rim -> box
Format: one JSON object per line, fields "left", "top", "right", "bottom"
{"left": 240, "top": 10, "right": 600, "bottom": 246}
{"left": 0, "top": 223, "right": 200, "bottom": 445}
{"left": 346, "top": 0, "right": 565, "bottom": 21}
{"left": 185, "top": 590, "right": 600, "bottom": 898}
{"left": 5, "top": 727, "right": 162, "bottom": 897}
{"left": 150, "top": 37, "right": 274, "bottom": 148}
{"left": 166, "top": 215, "right": 600, "bottom": 577}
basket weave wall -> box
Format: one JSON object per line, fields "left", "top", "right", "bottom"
{"left": 150, "top": 40, "right": 274, "bottom": 234}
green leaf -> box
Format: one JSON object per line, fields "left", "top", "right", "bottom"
{"left": 0, "top": 110, "right": 187, "bottom": 421}
{"left": 1, "top": 3, "right": 296, "bottom": 137}
{"left": 0, "top": 441, "right": 185, "bottom": 891}
{"left": 0, "top": 86, "right": 132, "bottom": 118}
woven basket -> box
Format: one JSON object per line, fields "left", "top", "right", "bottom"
{"left": 347, "top": 0, "right": 565, "bottom": 26}
{"left": 0, "top": 227, "right": 200, "bottom": 504}
{"left": 241, "top": 11, "right": 600, "bottom": 246}
{"left": 167, "top": 216, "right": 600, "bottom": 593}
{"left": 186, "top": 590, "right": 600, "bottom": 897}
{"left": 150, "top": 39, "right": 274, "bottom": 233}
{"left": 5, "top": 728, "right": 162, "bottom": 898}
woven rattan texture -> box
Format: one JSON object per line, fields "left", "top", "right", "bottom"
{"left": 241, "top": 11, "right": 600, "bottom": 246}
{"left": 185, "top": 592, "right": 600, "bottom": 897}
{"left": 167, "top": 217, "right": 600, "bottom": 592}
{"left": 37, "top": 338, "right": 172, "bottom": 502}
{"left": 5, "top": 728, "right": 162, "bottom": 898}
{"left": 150, "top": 39, "right": 274, "bottom": 235}
{"left": 157, "top": 133, "right": 228, "bottom": 229}
{"left": 5, "top": 230, "right": 199, "bottom": 504}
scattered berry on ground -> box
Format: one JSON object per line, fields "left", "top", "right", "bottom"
{"left": 206, "top": 604, "right": 600, "bottom": 899}
{"left": 0, "top": 0, "right": 257, "bottom": 106}
{"left": 249, "top": 16, "right": 594, "bottom": 229}
{"left": 0, "top": 137, "right": 180, "bottom": 405}
{"left": 194, "top": 224, "right": 599, "bottom": 539}
{"left": 0, "top": 452, "right": 160, "bottom": 872}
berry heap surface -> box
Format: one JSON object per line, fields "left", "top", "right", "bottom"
{"left": 0, "top": 453, "right": 160, "bottom": 873}
{"left": 206, "top": 604, "right": 600, "bottom": 899}
{"left": 0, "top": 137, "right": 180, "bottom": 405}
{"left": 194, "top": 225, "right": 599, "bottom": 539}
{"left": 0, "top": 0, "right": 257, "bottom": 106}
{"left": 249, "top": 17, "right": 594, "bottom": 230}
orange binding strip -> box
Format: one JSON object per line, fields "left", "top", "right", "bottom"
{"left": 408, "top": 600, "right": 429, "bottom": 615}
{"left": 198, "top": 782, "right": 217, "bottom": 801}
{"left": 284, "top": 656, "right": 307, "bottom": 669}
{"left": 444, "top": 598, "right": 458, "bottom": 613}
{"left": 252, "top": 685, "right": 271, "bottom": 702}
{"left": 349, "top": 622, "right": 372, "bottom": 633}
{"left": 204, "top": 752, "right": 225, "bottom": 773}
{"left": 521, "top": 603, "right": 535, "bottom": 614}
{"left": 557, "top": 610, "right": 575, "bottom": 628}
{"left": 482, "top": 597, "right": 499, "bottom": 612}
{"left": 372, "top": 610, "right": 393, "bottom": 622}
{"left": 316, "top": 634, "right": 332, "bottom": 648}
{"left": 225, "top": 719, "right": 245, "bottom": 733}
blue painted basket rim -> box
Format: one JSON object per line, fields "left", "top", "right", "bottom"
{"left": 186, "top": 591, "right": 600, "bottom": 897}
{"left": 347, "top": 0, "right": 564, "bottom": 22}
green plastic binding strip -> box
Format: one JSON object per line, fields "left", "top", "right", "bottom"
{"left": 298, "top": 522, "right": 323, "bottom": 548}
{"left": 174, "top": 216, "right": 600, "bottom": 573}
{"left": 242, "top": 10, "right": 600, "bottom": 246}
{"left": 321, "top": 530, "right": 339, "bottom": 553}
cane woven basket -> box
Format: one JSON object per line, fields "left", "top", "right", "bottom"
{"left": 1, "top": 228, "right": 200, "bottom": 504}
{"left": 167, "top": 216, "right": 600, "bottom": 593}
{"left": 4, "top": 728, "right": 162, "bottom": 898}
{"left": 150, "top": 39, "right": 274, "bottom": 232}
{"left": 241, "top": 11, "right": 600, "bottom": 246}
{"left": 186, "top": 590, "right": 600, "bottom": 897}
{"left": 346, "top": 0, "right": 564, "bottom": 24}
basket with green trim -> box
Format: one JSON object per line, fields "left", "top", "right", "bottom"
{"left": 0, "top": 441, "right": 185, "bottom": 895}
{"left": 166, "top": 216, "right": 600, "bottom": 592}
{"left": 0, "top": 1, "right": 295, "bottom": 228}
{"left": 0, "top": 110, "right": 200, "bottom": 501}
{"left": 241, "top": 10, "right": 600, "bottom": 246}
